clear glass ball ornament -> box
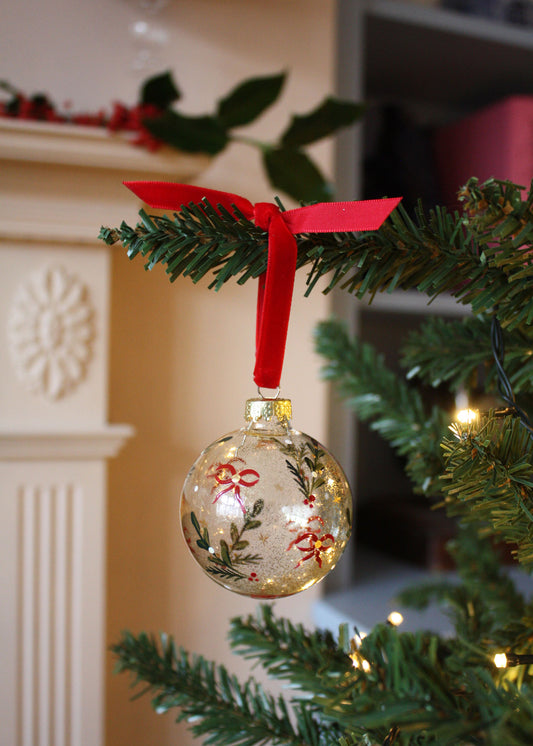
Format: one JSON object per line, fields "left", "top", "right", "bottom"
{"left": 180, "top": 397, "right": 353, "bottom": 598}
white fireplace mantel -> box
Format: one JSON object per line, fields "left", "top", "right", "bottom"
{"left": 0, "top": 118, "right": 210, "bottom": 245}
{"left": 0, "top": 118, "right": 208, "bottom": 746}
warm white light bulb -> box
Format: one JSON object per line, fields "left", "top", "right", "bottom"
{"left": 456, "top": 408, "right": 478, "bottom": 425}
{"left": 450, "top": 407, "right": 480, "bottom": 440}
{"left": 387, "top": 611, "right": 404, "bottom": 627}
{"left": 494, "top": 653, "right": 508, "bottom": 668}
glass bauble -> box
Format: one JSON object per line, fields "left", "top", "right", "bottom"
{"left": 180, "top": 398, "right": 353, "bottom": 598}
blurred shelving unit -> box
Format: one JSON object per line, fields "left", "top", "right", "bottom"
{"left": 317, "top": 0, "right": 533, "bottom": 615}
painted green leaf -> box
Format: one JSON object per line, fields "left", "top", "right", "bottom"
{"left": 233, "top": 540, "right": 249, "bottom": 551}
{"left": 281, "top": 98, "right": 365, "bottom": 148}
{"left": 140, "top": 70, "right": 181, "bottom": 108}
{"left": 196, "top": 530, "right": 210, "bottom": 551}
{"left": 190, "top": 511, "right": 201, "bottom": 535}
{"left": 220, "top": 540, "right": 232, "bottom": 566}
{"left": 143, "top": 110, "right": 229, "bottom": 155}
{"left": 230, "top": 523, "right": 239, "bottom": 544}
{"left": 263, "top": 147, "right": 333, "bottom": 203}
{"left": 251, "top": 499, "right": 264, "bottom": 517}
{"left": 217, "top": 72, "right": 285, "bottom": 129}
{"left": 244, "top": 520, "right": 261, "bottom": 531}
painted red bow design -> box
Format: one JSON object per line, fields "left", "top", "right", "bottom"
{"left": 287, "top": 528, "right": 335, "bottom": 568}
{"left": 208, "top": 458, "right": 260, "bottom": 514}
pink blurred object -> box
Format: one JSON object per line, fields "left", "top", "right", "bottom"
{"left": 434, "top": 95, "right": 533, "bottom": 209}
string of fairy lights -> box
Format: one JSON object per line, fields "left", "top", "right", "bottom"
{"left": 345, "top": 312, "right": 533, "bottom": 746}
{"left": 346, "top": 606, "right": 530, "bottom": 745}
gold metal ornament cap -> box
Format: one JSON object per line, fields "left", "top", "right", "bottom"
{"left": 245, "top": 397, "right": 292, "bottom": 423}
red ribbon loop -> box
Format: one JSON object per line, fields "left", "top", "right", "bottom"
{"left": 124, "top": 181, "right": 401, "bottom": 390}
{"left": 254, "top": 206, "right": 297, "bottom": 389}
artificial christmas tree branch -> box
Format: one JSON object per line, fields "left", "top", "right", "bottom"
{"left": 401, "top": 315, "right": 533, "bottom": 395}
{"left": 441, "top": 412, "right": 533, "bottom": 566}
{"left": 112, "top": 629, "right": 343, "bottom": 746}
{"left": 229, "top": 604, "right": 350, "bottom": 693}
{"left": 113, "top": 604, "right": 533, "bottom": 746}
{"left": 314, "top": 319, "right": 533, "bottom": 566}
{"left": 396, "top": 525, "right": 533, "bottom": 649}
{"left": 314, "top": 318, "right": 447, "bottom": 496}
{"left": 100, "top": 177, "right": 533, "bottom": 330}
{"left": 106, "top": 175, "right": 533, "bottom": 744}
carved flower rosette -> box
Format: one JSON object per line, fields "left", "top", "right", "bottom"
{"left": 7, "top": 266, "right": 95, "bottom": 401}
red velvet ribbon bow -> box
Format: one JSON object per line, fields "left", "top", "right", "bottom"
{"left": 124, "top": 181, "right": 401, "bottom": 390}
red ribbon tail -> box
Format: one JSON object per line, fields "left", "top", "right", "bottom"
{"left": 283, "top": 197, "right": 402, "bottom": 234}
{"left": 123, "top": 181, "right": 254, "bottom": 219}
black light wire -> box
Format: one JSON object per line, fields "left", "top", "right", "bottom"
{"left": 503, "top": 654, "right": 533, "bottom": 667}
{"left": 490, "top": 316, "right": 533, "bottom": 435}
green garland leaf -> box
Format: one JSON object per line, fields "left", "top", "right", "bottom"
{"left": 217, "top": 72, "right": 286, "bottom": 128}
{"left": 263, "top": 146, "right": 333, "bottom": 203}
{"left": 281, "top": 97, "right": 365, "bottom": 148}
{"left": 142, "top": 110, "right": 229, "bottom": 154}
{"left": 140, "top": 70, "right": 181, "bottom": 108}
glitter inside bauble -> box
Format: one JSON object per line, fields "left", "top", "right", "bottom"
{"left": 180, "top": 398, "right": 353, "bottom": 598}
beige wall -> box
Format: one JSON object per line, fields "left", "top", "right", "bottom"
{"left": 2, "top": 1, "right": 338, "bottom": 744}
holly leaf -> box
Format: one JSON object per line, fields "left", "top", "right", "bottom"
{"left": 281, "top": 97, "right": 365, "bottom": 148}
{"left": 143, "top": 110, "right": 229, "bottom": 155}
{"left": 140, "top": 71, "right": 181, "bottom": 108}
{"left": 217, "top": 72, "right": 286, "bottom": 129}
{"left": 263, "top": 147, "right": 333, "bottom": 203}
